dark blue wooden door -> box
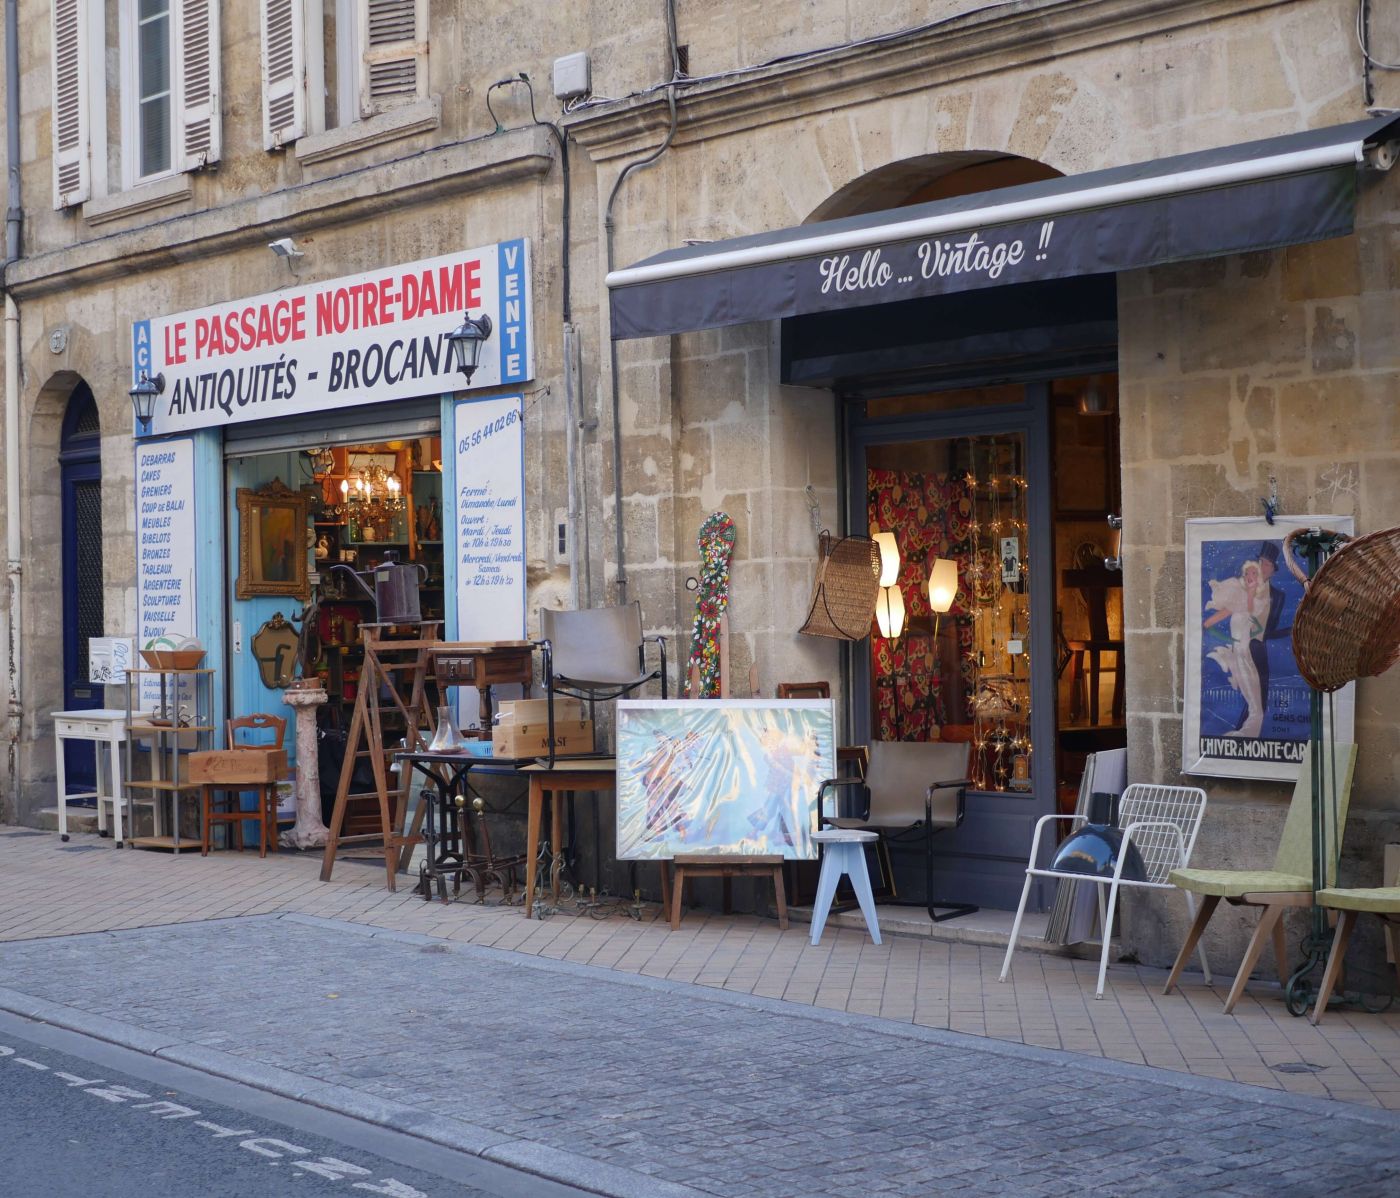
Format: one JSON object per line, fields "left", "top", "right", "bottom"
{"left": 59, "top": 387, "right": 104, "bottom": 797}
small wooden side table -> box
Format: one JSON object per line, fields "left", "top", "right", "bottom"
{"left": 520, "top": 758, "right": 617, "bottom": 918}
{"left": 51, "top": 708, "right": 130, "bottom": 844}
{"left": 432, "top": 641, "right": 534, "bottom": 733}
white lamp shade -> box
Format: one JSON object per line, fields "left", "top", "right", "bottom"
{"left": 927, "top": 557, "right": 958, "bottom": 613}
{"left": 875, "top": 584, "right": 906, "bottom": 639}
{"left": 873, "top": 531, "right": 900, "bottom": 587}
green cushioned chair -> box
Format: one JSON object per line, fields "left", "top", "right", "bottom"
{"left": 1309, "top": 885, "right": 1400, "bottom": 1025}
{"left": 1163, "top": 744, "right": 1356, "bottom": 1013}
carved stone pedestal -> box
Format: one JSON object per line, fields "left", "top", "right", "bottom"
{"left": 280, "top": 679, "right": 330, "bottom": 849}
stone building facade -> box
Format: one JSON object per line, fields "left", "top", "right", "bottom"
{"left": 2, "top": 0, "right": 1398, "bottom": 985}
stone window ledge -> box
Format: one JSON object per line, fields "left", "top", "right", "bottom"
{"left": 294, "top": 96, "right": 442, "bottom": 168}
{"left": 83, "top": 174, "right": 193, "bottom": 227}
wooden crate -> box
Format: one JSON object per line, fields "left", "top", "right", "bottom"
{"left": 491, "top": 720, "right": 593, "bottom": 759}
{"left": 188, "top": 749, "right": 288, "bottom": 784}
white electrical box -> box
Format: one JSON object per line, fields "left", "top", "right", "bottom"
{"left": 553, "top": 52, "right": 591, "bottom": 101}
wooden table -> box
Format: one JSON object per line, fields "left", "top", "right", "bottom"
{"left": 520, "top": 758, "right": 617, "bottom": 918}
{"left": 431, "top": 641, "right": 534, "bottom": 733}
{"left": 51, "top": 708, "right": 130, "bottom": 844}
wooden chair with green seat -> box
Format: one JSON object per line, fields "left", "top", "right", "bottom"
{"left": 1162, "top": 744, "right": 1356, "bottom": 1013}
{"left": 1309, "top": 885, "right": 1400, "bottom": 1024}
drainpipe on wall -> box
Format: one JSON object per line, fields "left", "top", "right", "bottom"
{"left": 4, "top": 0, "right": 23, "bottom": 823}
{"left": 602, "top": 0, "right": 682, "bottom": 605}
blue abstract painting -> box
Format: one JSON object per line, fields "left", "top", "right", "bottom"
{"left": 615, "top": 700, "right": 835, "bottom": 860}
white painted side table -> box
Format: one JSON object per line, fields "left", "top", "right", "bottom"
{"left": 52, "top": 708, "right": 130, "bottom": 844}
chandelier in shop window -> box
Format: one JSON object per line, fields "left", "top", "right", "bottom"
{"left": 338, "top": 462, "right": 406, "bottom": 523}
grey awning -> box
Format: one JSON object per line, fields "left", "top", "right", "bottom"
{"left": 607, "top": 116, "right": 1400, "bottom": 340}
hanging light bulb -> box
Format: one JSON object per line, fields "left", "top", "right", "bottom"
{"left": 875, "top": 583, "right": 906, "bottom": 639}
{"left": 873, "top": 531, "right": 900, "bottom": 587}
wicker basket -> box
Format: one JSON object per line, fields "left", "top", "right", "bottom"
{"left": 798, "top": 531, "right": 881, "bottom": 641}
{"left": 1287, "top": 524, "right": 1400, "bottom": 693}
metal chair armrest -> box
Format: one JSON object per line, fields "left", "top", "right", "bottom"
{"left": 645, "top": 634, "right": 669, "bottom": 698}
{"left": 818, "top": 776, "right": 867, "bottom": 823}
{"left": 1026, "top": 813, "right": 1086, "bottom": 869}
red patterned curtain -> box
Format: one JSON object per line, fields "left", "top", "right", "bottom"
{"left": 868, "top": 469, "right": 976, "bottom": 741}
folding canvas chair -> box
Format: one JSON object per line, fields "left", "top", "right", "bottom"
{"left": 537, "top": 602, "right": 667, "bottom": 765}
{"left": 1000, "top": 783, "right": 1210, "bottom": 998}
{"left": 1163, "top": 745, "right": 1356, "bottom": 1013}
{"left": 818, "top": 740, "right": 976, "bottom": 923}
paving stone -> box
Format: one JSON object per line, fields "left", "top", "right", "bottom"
{"left": 0, "top": 915, "right": 1397, "bottom": 1197}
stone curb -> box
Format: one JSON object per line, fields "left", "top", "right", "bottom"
{"left": 273, "top": 911, "right": 1400, "bottom": 1132}
{"left": 0, "top": 972, "right": 710, "bottom": 1198}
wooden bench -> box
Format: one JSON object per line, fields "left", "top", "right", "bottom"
{"left": 667, "top": 854, "right": 788, "bottom": 931}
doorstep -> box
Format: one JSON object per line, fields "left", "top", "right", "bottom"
{"left": 33, "top": 806, "right": 99, "bottom": 835}
{"left": 787, "top": 902, "right": 1095, "bottom": 957}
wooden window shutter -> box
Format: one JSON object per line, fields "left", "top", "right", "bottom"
{"left": 50, "top": 0, "right": 91, "bottom": 208}
{"left": 174, "top": 0, "right": 221, "bottom": 170}
{"left": 359, "top": 0, "right": 425, "bottom": 116}
{"left": 261, "top": 0, "right": 306, "bottom": 149}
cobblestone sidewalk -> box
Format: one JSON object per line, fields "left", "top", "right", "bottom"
{"left": 0, "top": 915, "right": 1396, "bottom": 1198}
{"left": 3, "top": 828, "right": 1399, "bottom": 1113}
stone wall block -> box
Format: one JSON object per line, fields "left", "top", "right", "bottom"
{"left": 1151, "top": 548, "right": 1185, "bottom": 634}
{"left": 619, "top": 432, "right": 681, "bottom": 499}
{"left": 1005, "top": 72, "right": 1076, "bottom": 164}
{"left": 622, "top": 497, "right": 660, "bottom": 565}
{"left": 1242, "top": 384, "right": 1277, "bottom": 454}
{"left": 1147, "top": 377, "right": 1231, "bottom": 459}
{"left": 1356, "top": 288, "right": 1400, "bottom": 372}
{"left": 709, "top": 420, "right": 771, "bottom": 495}
{"left": 1277, "top": 379, "right": 1395, "bottom": 457}
{"left": 1309, "top": 302, "right": 1357, "bottom": 374}
{"left": 674, "top": 352, "right": 750, "bottom": 424}
{"left": 676, "top": 425, "right": 712, "bottom": 494}
{"left": 1178, "top": 283, "right": 1303, "bottom": 371}
{"left": 1126, "top": 628, "right": 1179, "bottom": 717}
{"left": 1281, "top": 238, "right": 1360, "bottom": 303}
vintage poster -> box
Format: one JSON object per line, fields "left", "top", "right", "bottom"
{"left": 1183, "top": 516, "right": 1355, "bottom": 780}
{"left": 615, "top": 699, "right": 835, "bottom": 860}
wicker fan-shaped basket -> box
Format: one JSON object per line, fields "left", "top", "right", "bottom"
{"left": 798, "top": 531, "right": 881, "bottom": 641}
{"left": 1287, "top": 524, "right": 1400, "bottom": 693}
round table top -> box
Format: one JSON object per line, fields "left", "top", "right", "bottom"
{"left": 812, "top": 827, "right": 879, "bottom": 844}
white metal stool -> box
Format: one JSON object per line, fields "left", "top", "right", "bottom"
{"left": 809, "top": 828, "right": 882, "bottom": 945}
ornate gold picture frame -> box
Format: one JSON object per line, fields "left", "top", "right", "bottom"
{"left": 236, "top": 478, "right": 310, "bottom": 601}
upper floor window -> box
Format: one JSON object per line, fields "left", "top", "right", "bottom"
{"left": 52, "top": 0, "right": 223, "bottom": 206}
{"left": 117, "top": 0, "right": 221, "bottom": 189}
{"left": 262, "top": 0, "right": 428, "bottom": 150}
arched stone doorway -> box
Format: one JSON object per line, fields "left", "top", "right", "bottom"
{"left": 57, "top": 382, "right": 106, "bottom": 797}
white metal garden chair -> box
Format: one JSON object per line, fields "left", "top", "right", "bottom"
{"left": 999, "top": 783, "right": 1212, "bottom": 998}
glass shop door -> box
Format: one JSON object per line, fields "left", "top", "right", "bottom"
{"left": 847, "top": 385, "right": 1057, "bottom": 911}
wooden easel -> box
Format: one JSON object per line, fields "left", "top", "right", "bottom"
{"left": 686, "top": 614, "right": 760, "bottom": 697}
{"left": 320, "top": 622, "right": 441, "bottom": 890}
{"left": 665, "top": 854, "right": 788, "bottom": 930}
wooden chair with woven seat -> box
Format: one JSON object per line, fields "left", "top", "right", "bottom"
{"left": 201, "top": 713, "right": 289, "bottom": 857}
{"left": 1309, "top": 884, "right": 1400, "bottom": 1024}
{"left": 1163, "top": 744, "right": 1356, "bottom": 1013}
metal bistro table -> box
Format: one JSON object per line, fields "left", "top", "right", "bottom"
{"left": 395, "top": 747, "right": 530, "bottom": 903}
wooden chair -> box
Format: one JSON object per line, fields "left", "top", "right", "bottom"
{"left": 1001, "top": 783, "right": 1210, "bottom": 998}
{"left": 1060, "top": 563, "right": 1124, "bottom": 726}
{"left": 1163, "top": 745, "right": 1356, "bottom": 1013}
{"left": 201, "top": 713, "right": 288, "bottom": 858}
{"left": 1310, "top": 886, "right": 1400, "bottom": 1024}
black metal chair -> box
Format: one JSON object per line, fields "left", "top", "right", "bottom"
{"left": 818, "top": 739, "right": 977, "bottom": 923}
{"left": 536, "top": 602, "right": 668, "bottom": 766}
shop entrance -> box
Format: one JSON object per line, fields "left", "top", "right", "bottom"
{"left": 846, "top": 372, "right": 1123, "bottom": 912}
{"left": 223, "top": 411, "right": 445, "bottom": 782}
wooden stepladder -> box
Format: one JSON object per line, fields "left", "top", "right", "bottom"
{"left": 320, "top": 622, "right": 441, "bottom": 890}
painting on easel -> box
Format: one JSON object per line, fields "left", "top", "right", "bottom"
{"left": 615, "top": 699, "right": 835, "bottom": 861}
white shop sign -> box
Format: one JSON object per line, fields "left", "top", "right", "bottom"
{"left": 135, "top": 439, "right": 198, "bottom": 708}
{"left": 131, "top": 241, "right": 533, "bottom": 437}
{"left": 89, "top": 637, "right": 134, "bottom": 684}
{"left": 454, "top": 393, "right": 526, "bottom": 640}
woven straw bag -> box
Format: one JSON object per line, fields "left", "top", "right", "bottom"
{"left": 1286, "top": 524, "right": 1400, "bottom": 693}
{"left": 798, "top": 531, "right": 881, "bottom": 641}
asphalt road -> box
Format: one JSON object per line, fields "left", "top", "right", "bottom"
{"left": 0, "top": 1011, "right": 589, "bottom": 1198}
